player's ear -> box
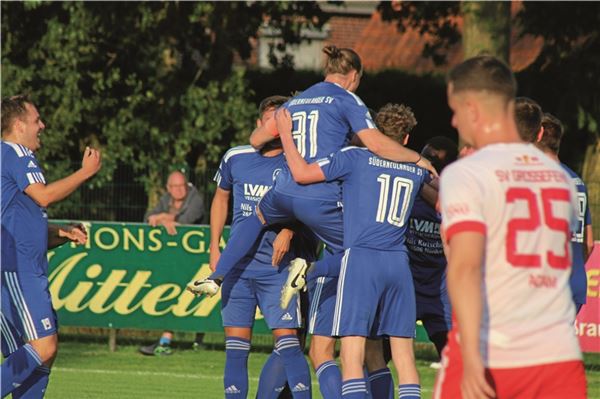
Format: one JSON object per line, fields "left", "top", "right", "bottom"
{"left": 256, "top": 118, "right": 262, "bottom": 128}
{"left": 536, "top": 126, "right": 544, "bottom": 143}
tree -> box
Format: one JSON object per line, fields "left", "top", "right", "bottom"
{"left": 1, "top": 2, "right": 328, "bottom": 218}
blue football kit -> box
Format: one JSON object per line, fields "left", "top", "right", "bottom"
{"left": 214, "top": 145, "right": 318, "bottom": 330}
{"left": 1, "top": 141, "right": 57, "bottom": 350}
{"left": 562, "top": 164, "right": 592, "bottom": 312}
{"left": 319, "top": 147, "right": 426, "bottom": 338}
{"left": 405, "top": 195, "right": 452, "bottom": 341}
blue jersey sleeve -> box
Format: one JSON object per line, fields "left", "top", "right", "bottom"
{"left": 7, "top": 150, "right": 45, "bottom": 192}
{"left": 215, "top": 156, "right": 233, "bottom": 191}
{"left": 338, "top": 92, "right": 376, "bottom": 134}
{"left": 318, "top": 147, "right": 363, "bottom": 182}
{"left": 584, "top": 186, "right": 592, "bottom": 226}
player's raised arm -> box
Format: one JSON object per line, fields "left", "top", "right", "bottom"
{"left": 25, "top": 146, "right": 101, "bottom": 208}
{"left": 356, "top": 128, "right": 438, "bottom": 176}
{"left": 276, "top": 108, "right": 325, "bottom": 184}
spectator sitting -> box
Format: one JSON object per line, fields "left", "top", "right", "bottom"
{"left": 139, "top": 170, "right": 205, "bottom": 356}
{"left": 145, "top": 170, "right": 204, "bottom": 235}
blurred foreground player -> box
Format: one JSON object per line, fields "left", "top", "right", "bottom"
{"left": 434, "top": 56, "right": 586, "bottom": 399}
{"left": 1, "top": 95, "right": 101, "bottom": 398}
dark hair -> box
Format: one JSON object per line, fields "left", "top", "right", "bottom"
{"left": 323, "top": 45, "right": 362, "bottom": 76}
{"left": 375, "top": 103, "right": 417, "bottom": 144}
{"left": 258, "top": 95, "right": 288, "bottom": 118}
{"left": 1, "top": 94, "right": 31, "bottom": 135}
{"left": 447, "top": 55, "right": 516, "bottom": 102}
{"left": 515, "top": 97, "right": 543, "bottom": 143}
{"left": 421, "top": 136, "right": 458, "bottom": 173}
{"left": 538, "top": 113, "right": 564, "bottom": 154}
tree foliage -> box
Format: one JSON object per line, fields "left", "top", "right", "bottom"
{"left": 1, "top": 1, "right": 327, "bottom": 217}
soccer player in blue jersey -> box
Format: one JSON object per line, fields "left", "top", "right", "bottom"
{"left": 189, "top": 45, "right": 435, "bottom": 399}
{"left": 536, "top": 113, "right": 594, "bottom": 314}
{"left": 207, "top": 96, "right": 319, "bottom": 399}
{"left": 1, "top": 95, "right": 102, "bottom": 397}
{"left": 275, "top": 105, "right": 427, "bottom": 399}
{"left": 406, "top": 136, "right": 457, "bottom": 357}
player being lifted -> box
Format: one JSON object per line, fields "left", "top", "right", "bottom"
{"left": 434, "top": 55, "right": 586, "bottom": 399}
{"left": 189, "top": 45, "right": 435, "bottom": 399}
{"left": 210, "top": 96, "right": 318, "bottom": 399}
{"left": 274, "top": 103, "right": 427, "bottom": 399}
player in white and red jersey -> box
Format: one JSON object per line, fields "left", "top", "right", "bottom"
{"left": 434, "top": 55, "right": 586, "bottom": 399}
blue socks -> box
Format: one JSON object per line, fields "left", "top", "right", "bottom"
{"left": 398, "top": 383, "right": 421, "bottom": 399}
{"left": 275, "top": 335, "right": 311, "bottom": 398}
{"left": 224, "top": 337, "right": 251, "bottom": 398}
{"left": 212, "top": 214, "right": 264, "bottom": 280}
{"left": 307, "top": 252, "right": 344, "bottom": 282}
{"left": 12, "top": 365, "right": 51, "bottom": 399}
{"left": 315, "top": 360, "right": 342, "bottom": 399}
{"left": 256, "top": 350, "right": 288, "bottom": 399}
{"left": 342, "top": 378, "right": 368, "bottom": 398}
{"left": 1, "top": 344, "right": 43, "bottom": 397}
{"left": 158, "top": 335, "right": 171, "bottom": 346}
{"left": 368, "top": 368, "right": 394, "bottom": 399}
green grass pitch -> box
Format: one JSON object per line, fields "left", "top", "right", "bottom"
{"left": 43, "top": 341, "right": 600, "bottom": 398}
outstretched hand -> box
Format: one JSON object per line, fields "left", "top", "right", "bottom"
{"left": 58, "top": 223, "right": 88, "bottom": 245}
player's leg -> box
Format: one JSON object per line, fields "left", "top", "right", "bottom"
{"left": 378, "top": 252, "right": 420, "bottom": 399}
{"left": 309, "top": 335, "right": 341, "bottom": 399}
{"left": 221, "top": 271, "right": 256, "bottom": 398}
{"left": 257, "top": 269, "right": 311, "bottom": 399}
{"left": 1, "top": 271, "right": 58, "bottom": 398}
{"left": 418, "top": 296, "right": 451, "bottom": 359}
{"left": 339, "top": 336, "right": 368, "bottom": 399}
{"left": 364, "top": 339, "right": 394, "bottom": 399}
{"left": 139, "top": 330, "right": 174, "bottom": 356}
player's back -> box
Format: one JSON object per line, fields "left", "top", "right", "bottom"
{"left": 275, "top": 82, "right": 376, "bottom": 201}
{"left": 320, "top": 146, "right": 426, "bottom": 250}
{"left": 440, "top": 143, "right": 581, "bottom": 367}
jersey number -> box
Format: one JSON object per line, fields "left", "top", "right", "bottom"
{"left": 506, "top": 187, "right": 570, "bottom": 269}
{"left": 375, "top": 174, "right": 414, "bottom": 227}
{"left": 573, "top": 192, "right": 586, "bottom": 243}
{"left": 292, "top": 111, "right": 318, "bottom": 158}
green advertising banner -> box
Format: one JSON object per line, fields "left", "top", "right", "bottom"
{"left": 48, "top": 221, "right": 430, "bottom": 341}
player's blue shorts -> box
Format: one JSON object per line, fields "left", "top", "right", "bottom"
{"left": 221, "top": 266, "right": 301, "bottom": 330}
{"left": 259, "top": 190, "right": 344, "bottom": 254}
{"left": 1, "top": 271, "right": 57, "bottom": 356}
{"left": 332, "top": 248, "right": 416, "bottom": 338}
{"left": 307, "top": 276, "right": 338, "bottom": 336}
{"left": 416, "top": 292, "right": 452, "bottom": 338}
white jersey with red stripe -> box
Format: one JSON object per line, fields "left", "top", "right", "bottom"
{"left": 439, "top": 142, "right": 581, "bottom": 368}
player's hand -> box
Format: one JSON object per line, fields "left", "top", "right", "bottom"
{"left": 58, "top": 223, "right": 88, "bottom": 245}
{"left": 81, "top": 146, "right": 102, "bottom": 178}
{"left": 416, "top": 156, "right": 439, "bottom": 178}
{"left": 209, "top": 244, "right": 221, "bottom": 272}
{"left": 272, "top": 228, "right": 294, "bottom": 266}
{"left": 461, "top": 353, "right": 495, "bottom": 399}
{"left": 275, "top": 108, "right": 293, "bottom": 138}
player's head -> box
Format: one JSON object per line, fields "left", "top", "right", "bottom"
{"left": 1, "top": 94, "right": 45, "bottom": 152}
{"left": 257, "top": 95, "right": 288, "bottom": 127}
{"left": 166, "top": 170, "right": 189, "bottom": 201}
{"left": 537, "top": 113, "right": 563, "bottom": 155}
{"left": 515, "top": 97, "right": 543, "bottom": 143}
{"left": 323, "top": 45, "right": 363, "bottom": 92}
{"left": 421, "top": 136, "right": 458, "bottom": 173}
{"left": 446, "top": 55, "right": 517, "bottom": 145}
{"left": 375, "top": 103, "right": 417, "bottom": 146}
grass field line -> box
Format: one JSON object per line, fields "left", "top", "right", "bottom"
{"left": 52, "top": 367, "right": 432, "bottom": 392}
